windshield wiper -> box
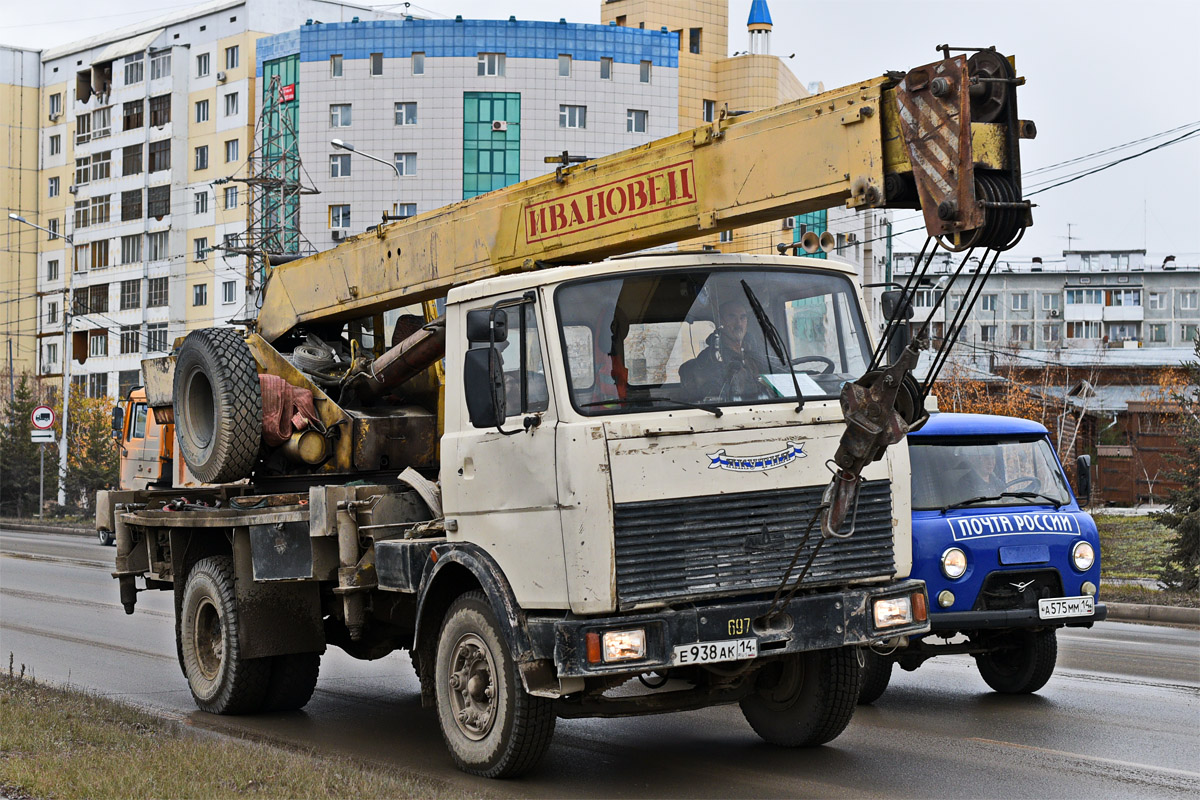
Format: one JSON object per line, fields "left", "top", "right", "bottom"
{"left": 741, "top": 280, "right": 804, "bottom": 412}
{"left": 579, "top": 396, "right": 723, "bottom": 417}
{"left": 942, "top": 491, "right": 1065, "bottom": 513}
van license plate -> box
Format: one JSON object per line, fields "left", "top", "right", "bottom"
{"left": 673, "top": 638, "right": 757, "bottom": 666}
{"left": 1038, "top": 596, "right": 1094, "bottom": 619}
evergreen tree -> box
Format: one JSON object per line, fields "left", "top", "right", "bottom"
{"left": 0, "top": 375, "right": 49, "bottom": 517}
{"left": 1156, "top": 336, "right": 1200, "bottom": 592}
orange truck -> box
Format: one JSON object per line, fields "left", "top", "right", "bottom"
{"left": 98, "top": 388, "right": 181, "bottom": 545}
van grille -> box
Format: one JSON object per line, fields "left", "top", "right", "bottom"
{"left": 613, "top": 480, "right": 895, "bottom": 609}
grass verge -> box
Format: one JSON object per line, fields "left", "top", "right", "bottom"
{"left": 1094, "top": 514, "right": 1199, "bottom": 608}
{"left": 0, "top": 670, "right": 450, "bottom": 800}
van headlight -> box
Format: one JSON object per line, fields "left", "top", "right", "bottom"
{"left": 1072, "top": 541, "right": 1095, "bottom": 571}
{"left": 941, "top": 547, "right": 968, "bottom": 579}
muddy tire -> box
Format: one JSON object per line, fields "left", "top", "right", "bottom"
{"left": 434, "top": 592, "right": 555, "bottom": 777}
{"left": 264, "top": 652, "right": 321, "bottom": 712}
{"left": 975, "top": 629, "right": 1057, "bottom": 694}
{"left": 857, "top": 649, "right": 893, "bottom": 705}
{"left": 173, "top": 328, "right": 262, "bottom": 484}
{"left": 179, "top": 556, "right": 270, "bottom": 714}
{"left": 97, "top": 529, "right": 115, "bottom": 546}
{"left": 740, "top": 647, "right": 862, "bottom": 747}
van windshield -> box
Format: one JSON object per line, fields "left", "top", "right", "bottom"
{"left": 554, "top": 266, "right": 870, "bottom": 416}
{"left": 909, "top": 437, "right": 1072, "bottom": 511}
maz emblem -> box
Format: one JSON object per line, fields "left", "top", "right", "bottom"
{"left": 707, "top": 441, "right": 806, "bottom": 472}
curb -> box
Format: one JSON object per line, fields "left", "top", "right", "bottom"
{"left": 1, "top": 521, "right": 92, "bottom": 537}
{"left": 1106, "top": 601, "right": 1200, "bottom": 627}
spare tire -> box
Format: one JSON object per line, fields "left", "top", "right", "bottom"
{"left": 173, "top": 328, "right": 262, "bottom": 483}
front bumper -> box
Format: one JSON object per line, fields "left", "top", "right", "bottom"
{"left": 528, "top": 579, "right": 929, "bottom": 679}
{"left": 929, "top": 602, "right": 1107, "bottom": 632}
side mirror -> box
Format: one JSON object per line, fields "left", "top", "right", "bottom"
{"left": 464, "top": 347, "right": 507, "bottom": 428}
{"left": 111, "top": 405, "right": 125, "bottom": 441}
{"left": 466, "top": 308, "right": 508, "bottom": 344}
{"left": 1075, "top": 454, "right": 1092, "bottom": 505}
{"left": 880, "top": 290, "right": 914, "bottom": 365}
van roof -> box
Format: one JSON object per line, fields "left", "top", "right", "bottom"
{"left": 909, "top": 412, "right": 1048, "bottom": 438}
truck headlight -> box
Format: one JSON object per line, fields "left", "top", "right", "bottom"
{"left": 874, "top": 596, "right": 914, "bottom": 629}
{"left": 1072, "top": 541, "right": 1095, "bottom": 571}
{"left": 601, "top": 629, "right": 646, "bottom": 663}
{"left": 941, "top": 547, "right": 968, "bottom": 579}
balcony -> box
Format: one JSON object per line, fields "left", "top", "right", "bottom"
{"left": 1064, "top": 303, "right": 1102, "bottom": 321}
{"left": 1103, "top": 305, "right": 1144, "bottom": 322}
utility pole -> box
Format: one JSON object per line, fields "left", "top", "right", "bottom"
{"left": 59, "top": 301, "right": 70, "bottom": 506}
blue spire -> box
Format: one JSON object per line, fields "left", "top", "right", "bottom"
{"left": 747, "top": 0, "right": 773, "bottom": 26}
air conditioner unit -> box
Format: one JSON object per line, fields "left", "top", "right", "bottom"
{"left": 68, "top": 184, "right": 78, "bottom": 194}
{"left": 847, "top": 232, "right": 858, "bottom": 243}
{"left": 1049, "top": 309, "right": 1060, "bottom": 317}
{"left": 48, "top": 112, "right": 61, "bottom": 122}
{"left": 491, "top": 120, "right": 508, "bottom": 132}
{"left": 216, "top": 71, "right": 227, "bottom": 83}
{"left": 331, "top": 229, "right": 345, "bottom": 241}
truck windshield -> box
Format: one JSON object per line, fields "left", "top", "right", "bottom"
{"left": 909, "top": 437, "right": 1073, "bottom": 511}
{"left": 554, "top": 266, "right": 870, "bottom": 415}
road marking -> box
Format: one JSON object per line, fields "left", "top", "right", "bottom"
{"left": 968, "top": 737, "right": 1200, "bottom": 780}
{"left": 0, "top": 585, "right": 173, "bottom": 618}
{"left": 1, "top": 550, "right": 112, "bottom": 570}
{"left": 0, "top": 621, "right": 174, "bottom": 662}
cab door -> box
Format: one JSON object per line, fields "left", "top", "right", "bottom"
{"left": 441, "top": 292, "right": 569, "bottom": 609}
{"left": 120, "top": 402, "right": 159, "bottom": 489}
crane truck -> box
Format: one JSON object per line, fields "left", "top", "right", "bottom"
{"left": 99, "top": 48, "right": 1034, "bottom": 777}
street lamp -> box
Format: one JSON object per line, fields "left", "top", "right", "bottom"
{"left": 9, "top": 212, "right": 72, "bottom": 505}
{"left": 331, "top": 140, "right": 402, "bottom": 219}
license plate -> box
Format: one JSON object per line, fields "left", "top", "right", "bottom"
{"left": 673, "top": 638, "right": 757, "bottom": 666}
{"left": 1037, "top": 595, "right": 1095, "bottom": 620}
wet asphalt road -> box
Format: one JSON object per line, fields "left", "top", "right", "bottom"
{"left": 2, "top": 526, "right": 1198, "bottom": 798}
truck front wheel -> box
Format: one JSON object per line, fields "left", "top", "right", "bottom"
{"left": 975, "top": 629, "right": 1057, "bottom": 694}
{"left": 179, "top": 556, "right": 270, "bottom": 714}
{"left": 740, "top": 647, "right": 862, "bottom": 747}
{"left": 434, "top": 592, "right": 555, "bottom": 777}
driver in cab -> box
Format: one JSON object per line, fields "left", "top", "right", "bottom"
{"left": 680, "top": 299, "right": 768, "bottom": 402}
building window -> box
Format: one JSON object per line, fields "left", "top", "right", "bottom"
{"left": 1148, "top": 292, "right": 1166, "bottom": 310}
{"left": 122, "top": 100, "right": 144, "bottom": 130}
{"left": 123, "top": 53, "right": 144, "bottom": 85}
{"left": 477, "top": 53, "right": 505, "bottom": 77}
{"left": 559, "top": 104, "right": 586, "bottom": 129}
{"left": 688, "top": 27, "right": 702, "bottom": 54}
{"left": 1042, "top": 324, "right": 1060, "bottom": 343}
{"left": 75, "top": 112, "right": 91, "bottom": 145}
{"left": 147, "top": 322, "right": 168, "bottom": 352}
{"left": 120, "top": 325, "right": 140, "bottom": 354}
{"left": 1182, "top": 324, "right": 1199, "bottom": 343}
{"left": 123, "top": 144, "right": 142, "bottom": 176}
{"left": 47, "top": 300, "right": 59, "bottom": 325}
{"left": 195, "top": 145, "right": 209, "bottom": 170}
{"left": 1181, "top": 291, "right": 1198, "bottom": 311}
{"left": 627, "top": 109, "right": 648, "bottom": 133}
{"left": 72, "top": 286, "right": 88, "bottom": 312}
{"left": 1011, "top": 293, "right": 1029, "bottom": 311}
{"left": 224, "top": 186, "right": 238, "bottom": 209}
{"left": 121, "top": 189, "right": 143, "bottom": 222}
{"left": 639, "top": 60, "right": 651, "bottom": 83}
{"left": 703, "top": 99, "right": 716, "bottom": 123}
{"left": 558, "top": 54, "right": 572, "bottom": 77}
{"left": 222, "top": 281, "right": 236, "bottom": 304}
{"left": 91, "top": 107, "right": 112, "bottom": 139}
{"left": 118, "top": 369, "right": 139, "bottom": 397}
{"left": 87, "top": 372, "right": 109, "bottom": 399}
{"left": 370, "top": 52, "right": 383, "bottom": 75}
{"left": 150, "top": 51, "right": 171, "bottom": 80}
{"left": 75, "top": 156, "right": 90, "bottom": 186}
{"left": 147, "top": 185, "right": 170, "bottom": 218}
{"left": 149, "top": 94, "right": 170, "bottom": 126}
{"left": 44, "top": 342, "right": 58, "bottom": 371}
{"left": 330, "top": 54, "right": 343, "bottom": 77}
{"left": 194, "top": 238, "right": 208, "bottom": 261}
{"left": 48, "top": 177, "right": 59, "bottom": 197}
{"left": 49, "top": 92, "right": 62, "bottom": 116}
{"left": 600, "top": 57, "right": 612, "bottom": 80}
{"left": 224, "top": 139, "right": 238, "bottom": 163}
{"left": 90, "top": 195, "right": 111, "bottom": 226}
{"left": 89, "top": 286, "right": 109, "bottom": 313}
{"left": 89, "top": 240, "right": 109, "bottom": 271}
{"left": 49, "top": 135, "right": 61, "bottom": 156}
{"left": 1011, "top": 324, "right": 1030, "bottom": 342}
{"left": 1144, "top": 323, "right": 1166, "bottom": 343}
{"left": 120, "top": 234, "right": 141, "bottom": 264}
{"left": 329, "top": 153, "right": 352, "bottom": 177}
{"left": 330, "top": 103, "right": 351, "bottom": 127}
{"left": 1041, "top": 293, "right": 1059, "bottom": 311}
{"left": 980, "top": 294, "right": 996, "bottom": 312}
{"left": 980, "top": 325, "right": 996, "bottom": 343}
{"left": 91, "top": 150, "right": 111, "bottom": 181}
{"left": 1067, "top": 321, "right": 1102, "bottom": 339}
{"left": 195, "top": 99, "right": 209, "bottom": 123}
{"left": 47, "top": 260, "right": 59, "bottom": 282}
{"left": 74, "top": 201, "right": 89, "bottom": 230}
{"left": 330, "top": 205, "right": 351, "bottom": 229}
{"left": 394, "top": 203, "right": 416, "bottom": 218}
{"left": 224, "top": 92, "right": 238, "bottom": 117}
{"left": 193, "top": 283, "right": 208, "bottom": 306}
{"left": 1066, "top": 288, "right": 1103, "bottom": 304}
{"left": 47, "top": 219, "right": 59, "bottom": 240}
{"left": 147, "top": 233, "right": 168, "bottom": 262}
{"left": 394, "top": 152, "right": 417, "bottom": 176}
{"left": 147, "top": 276, "right": 169, "bottom": 305}
{"left": 224, "top": 45, "right": 239, "bottom": 70}
{"left": 412, "top": 52, "right": 424, "bottom": 75}
{"left": 394, "top": 102, "right": 417, "bottom": 125}
{"left": 194, "top": 191, "right": 208, "bottom": 214}
{"left": 719, "top": 230, "right": 734, "bottom": 243}
{"left": 196, "top": 52, "right": 209, "bottom": 77}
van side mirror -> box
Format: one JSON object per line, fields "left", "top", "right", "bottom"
{"left": 880, "top": 289, "right": 914, "bottom": 365}
{"left": 1075, "top": 454, "right": 1092, "bottom": 505}
{"left": 111, "top": 405, "right": 125, "bottom": 441}
{"left": 464, "top": 347, "right": 507, "bottom": 428}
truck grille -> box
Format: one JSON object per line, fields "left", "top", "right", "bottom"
{"left": 973, "top": 569, "right": 1062, "bottom": 611}
{"left": 613, "top": 480, "right": 895, "bottom": 609}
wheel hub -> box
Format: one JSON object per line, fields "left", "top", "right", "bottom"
{"left": 447, "top": 632, "right": 498, "bottom": 740}
{"left": 192, "top": 597, "right": 224, "bottom": 681}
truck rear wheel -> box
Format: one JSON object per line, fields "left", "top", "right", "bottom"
{"left": 180, "top": 556, "right": 270, "bottom": 714}
{"left": 434, "top": 592, "right": 555, "bottom": 777}
{"left": 264, "top": 652, "right": 321, "bottom": 712}
{"left": 173, "top": 328, "right": 262, "bottom": 484}
{"left": 975, "top": 629, "right": 1057, "bottom": 694}
{"left": 857, "top": 649, "right": 893, "bottom": 705}
{"left": 740, "top": 647, "right": 861, "bottom": 747}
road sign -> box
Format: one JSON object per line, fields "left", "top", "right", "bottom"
{"left": 31, "top": 430, "right": 56, "bottom": 443}
{"left": 32, "top": 405, "right": 55, "bottom": 430}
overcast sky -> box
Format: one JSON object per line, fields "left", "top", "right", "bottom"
{"left": 4, "top": 0, "right": 1197, "bottom": 264}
